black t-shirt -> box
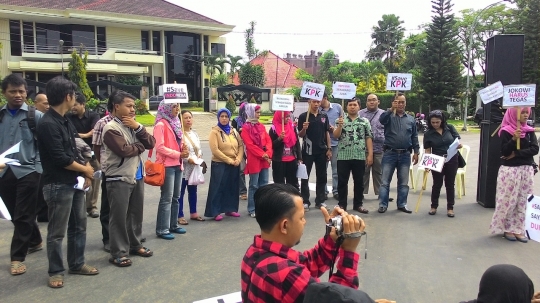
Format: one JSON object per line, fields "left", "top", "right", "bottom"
{"left": 67, "top": 110, "right": 100, "bottom": 147}
{"left": 298, "top": 111, "right": 330, "bottom": 155}
{"left": 423, "top": 124, "right": 460, "bottom": 156}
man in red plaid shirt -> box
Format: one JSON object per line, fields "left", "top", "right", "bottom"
{"left": 241, "top": 183, "right": 365, "bottom": 303}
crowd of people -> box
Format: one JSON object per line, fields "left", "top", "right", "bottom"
{"left": 0, "top": 73, "right": 538, "bottom": 299}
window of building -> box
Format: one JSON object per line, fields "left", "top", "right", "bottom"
{"left": 97, "top": 27, "right": 106, "bottom": 53}
{"left": 71, "top": 24, "right": 95, "bottom": 51}
{"left": 9, "top": 20, "right": 21, "bottom": 56}
{"left": 203, "top": 35, "right": 209, "bottom": 54}
{"left": 141, "top": 30, "right": 150, "bottom": 50}
{"left": 153, "top": 76, "right": 162, "bottom": 96}
{"left": 165, "top": 32, "right": 201, "bottom": 100}
{"left": 35, "top": 23, "right": 60, "bottom": 53}
{"left": 152, "top": 31, "right": 161, "bottom": 54}
{"left": 22, "top": 22, "right": 33, "bottom": 51}
{"left": 210, "top": 43, "right": 225, "bottom": 56}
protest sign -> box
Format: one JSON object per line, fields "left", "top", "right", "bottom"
{"left": 331, "top": 82, "right": 357, "bottom": 99}
{"left": 418, "top": 153, "right": 445, "bottom": 173}
{"left": 502, "top": 84, "right": 536, "bottom": 108}
{"left": 161, "top": 84, "right": 189, "bottom": 103}
{"left": 271, "top": 94, "right": 294, "bottom": 111}
{"left": 526, "top": 195, "right": 540, "bottom": 243}
{"left": 386, "top": 73, "right": 413, "bottom": 91}
{"left": 300, "top": 82, "right": 325, "bottom": 101}
{"left": 479, "top": 81, "right": 504, "bottom": 104}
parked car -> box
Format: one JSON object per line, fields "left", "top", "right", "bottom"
{"left": 149, "top": 95, "right": 164, "bottom": 110}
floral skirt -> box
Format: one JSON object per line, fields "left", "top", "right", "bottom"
{"left": 489, "top": 165, "right": 534, "bottom": 235}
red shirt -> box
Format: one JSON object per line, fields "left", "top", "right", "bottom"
{"left": 241, "top": 123, "right": 273, "bottom": 175}
{"left": 241, "top": 235, "right": 359, "bottom": 303}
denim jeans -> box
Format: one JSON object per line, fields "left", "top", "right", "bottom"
{"left": 156, "top": 166, "right": 182, "bottom": 235}
{"left": 43, "top": 183, "right": 87, "bottom": 276}
{"left": 247, "top": 168, "right": 269, "bottom": 214}
{"left": 325, "top": 145, "right": 338, "bottom": 194}
{"left": 379, "top": 150, "right": 411, "bottom": 209}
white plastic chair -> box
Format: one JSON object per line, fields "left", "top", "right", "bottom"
{"left": 456, "top": 145, "right": 471, "bottom": 199}
{"left": 410, "top": 144, "right": 423, "bottom": 191}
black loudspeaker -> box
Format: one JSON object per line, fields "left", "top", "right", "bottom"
{"left": 477, "top": 35, "right": 524, "bottom": 208}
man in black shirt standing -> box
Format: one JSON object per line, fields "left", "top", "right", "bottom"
{"left": 67, "top": 93, "right": 100, "bottom": 218}
{"left": 37, "top": 77, "right": 98, "bottom": 288}
{"left": 298, "top": 98, "right": 332, "bottom": 211}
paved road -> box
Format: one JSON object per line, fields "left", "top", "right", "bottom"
{"left": 1, "top": 132, "right": 539, "bottom": 303}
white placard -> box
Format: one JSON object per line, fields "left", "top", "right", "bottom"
{"left": 331, "top": 82, "right": 357, "bottom": 99}
{"left": 386, "top": 73, "right": 413, "bottom": 91}
{"left": 300, "top": 82, "right": 326, "bottom": 101}
{"left": 272, "top": 94, "right": 294, "bottom": 111}
{"left": 418, "top": 153, "right": 445, "bottom": 173}
{"left": 502, "top": 84, "right": 536, "bottom": 108}
{"left": 193, "top": 291, "right": 241, "bottom": 303}
{"left": 479, "top": 81, "right": 504, "bottom": 104}
{"left": 526, "top": 195, "right": 540, "bottom": 243}
{"left": 161, "top": 84, "right": 189, "bottom": 103}
{"left": 445, "top": 138, "right": 460, "bottom": 163}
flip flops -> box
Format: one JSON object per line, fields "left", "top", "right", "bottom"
{"left": 130, "top": 247, "right": 153, "bottom": 257}
{"left": 10, "top": 261, "right": 26, "bottom": 276}
{"left": 48, "top": 275, "right": 64, "bottom": 288}
{"left": 109, "top": 257, "right": 132, "bottom": 267}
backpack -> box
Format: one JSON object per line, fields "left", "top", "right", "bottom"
{"left": 0, "top": 106, "right": 37, "bottom": 140}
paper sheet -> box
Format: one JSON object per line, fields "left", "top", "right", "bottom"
{"left": 296, "top": 164, "right": 308, "bottom": 179}
{"left": 0, "top": 196, "right": 11, "bottom": 220}
{"left": 0, "top": 141, "right": 21, "bottom": 165}
{"left": 74, "top": 176, "right": 90, "bottom": 192}
{"left": 446, "top": 138, "right": 460, "bottom": 163}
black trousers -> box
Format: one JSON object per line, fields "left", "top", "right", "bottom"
{"left": 100, "top": 172, "right": 110, "bottom": 245}
{"left": 301, "top": 153, "right": 327, "bottom": 206}
{"left": 337, "top": 159, "right": 366, "bottom": 210}
{"left": 431, "top": 155, "right": 459, "bottom": 210}
{"left": 272, "top": 160, "right": 299, "bottom": 191}
{"left": 36, "top": 174, "right": 48, "bottom": 222}
{"left": 0, "top": 168, "right": 42, "bottom": 261}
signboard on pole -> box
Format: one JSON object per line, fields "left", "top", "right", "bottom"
{"left": 161, "top": 84, "right": 189, "bottom": 103}
{"left": 479, "top": 81, "right": 504, "bottom": 104}
{"left": 502, "top": 84, "right": 536, "bottom": 108}
{"left": 271, "top": 94, "right": 294, "bottom": 111}
{"left": 526, "top": 195, "right": 540, "bottom": 243}
{"left": 386, "top": 73, "right": 413, "bottom": 91}
{"left": 418, "top": 153, "right": 445, "bottom": 173}
{"left": 300, "top": 82, "right": 326, "bottom": 101}
{"left": 331, "top": 82, "right": 357, "bottom": 99}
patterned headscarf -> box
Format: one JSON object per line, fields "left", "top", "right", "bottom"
{"left": 155, "top": 101, "right": 182, "bottom": 139}
{"left": 235, "top": 102, "right": 247, "bottom": 129}
{"left": 499, "top": 107, "right": 534, "bottom": 138}
{"left": 217, "top": 108, "right": 231, "bottom": 134}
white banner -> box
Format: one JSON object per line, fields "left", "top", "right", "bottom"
{"left": 271, "top": 94, "right": 294, "bottom": 111}
{"left": 479, "top": 81, "right": 504, "bottom": 104}
{"left": 300, "top": 82, "right": 326, "bottom": 101}
{"left": 161, "top": 84, "right": 189, "bottom": 103}
{"left": 418, "top": 153, "right": 445, "bottom": 173}
{"left": 331, "top": 81, "right": 357, "bottom": 99}
{"left": 386, "top": 73, "right": 413, "bottom": 91}
{"left": 526, "top": 195, "right": 540, "bottom": 243}
{"left": 502, "top": 84, "right": 536, "bottom": 108}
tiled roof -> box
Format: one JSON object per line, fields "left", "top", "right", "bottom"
{"left": 0, "top": 0, "right": 223, "bottom": 24}
{"left": 233, "top": 51, "right": 304, "bottom": 88}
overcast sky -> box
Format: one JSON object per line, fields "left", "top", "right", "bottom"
{"left": 169, "top": 0, "right": 512, "bottom": 63}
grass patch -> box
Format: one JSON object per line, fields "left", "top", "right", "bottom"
{"left": 136, "top": 114, "right": 155, "bottom": 126}
{"left": 183, "top": 107, "right": 204, "bottom": 112}
{"left": 259, "top": 116, "right": 272, "bottom": 124}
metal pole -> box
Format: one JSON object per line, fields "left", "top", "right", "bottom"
{"left": 59, "top": 39, "right": 64, "bottom": 77}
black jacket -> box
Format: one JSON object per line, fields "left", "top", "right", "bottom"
{"left": 500, "top": 130, "right": 539, "bottom": 167}
{"left": 268, "top": 126, "right": 302, "bottom": 162}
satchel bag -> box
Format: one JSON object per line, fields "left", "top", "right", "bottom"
{"left": 457, "top": 151, "right": 466, "bottom": 168}
{"left": 144, "top": 149, "right": 165, "bottom": 186}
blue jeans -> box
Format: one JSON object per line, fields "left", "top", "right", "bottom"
{"left": 43, "top": 183, "right": 87, "bottom": 276}
{"left": 156, "top": 166, "right": 182, "bottom": 235}
{"left": 178, "top": 178, "right": 198, "bottom": 217}
{"left": 247, "top": 169, "right": 269, "bottom": 214}
{"left": 325, "top": 145, "right": 338, "bottom": 195}
{"left": 379, "top": 150, "right": 411, "bottom": 209}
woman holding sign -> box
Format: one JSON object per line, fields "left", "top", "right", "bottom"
{"left": 489, "top": 107, "right": 538, "bottom": 242}
{"left": 269, "top": 111, "right": 302, "bottom": 190}
{"left": 423, "top": 110, "right": 461, "bottom": 217}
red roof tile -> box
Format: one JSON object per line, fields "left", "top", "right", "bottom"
{"left": 0, "top": 0, "right": 223, "bottom": 24}
{"left": 233, "top": 51, "right": 304, "bottom": 88}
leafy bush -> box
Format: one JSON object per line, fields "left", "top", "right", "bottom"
{"left": 135, "top": 99, "right": 148, "bottom": 115}
{"left": 86, "top": 98, "right": 101, "bottom": 110}
{"left": 226, "top": 95, "right": 236, "bottom": 114}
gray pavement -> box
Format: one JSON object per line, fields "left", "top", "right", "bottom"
{"left": 1, "top": 132, "right": 539, "bottom": 303}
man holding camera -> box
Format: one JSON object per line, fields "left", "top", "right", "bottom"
{"left": 241, "top": 183, "right": 365, "bottom": 303}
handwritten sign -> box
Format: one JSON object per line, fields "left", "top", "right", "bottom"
{"left": 272, "top": 94, "right": 294, "bottom": 111}
{"left": 526, "top": 195, "right": 540, "bottom": 243}
{"left": 161, "top": 84, "right": 189, "bottom": 103}
{"left": 502, "top": 84, "right": 536, "bottom": 108}
{"left": 386, "top": 73, "right": 413, "bottom": 91}
{"left": 479, "top": 81, "right": 504, "bottom": 104}
{"left": 300, "top": 82, "right": 326, "bottom": 101}
{"left": 331, "top": 82, "right": 357, "bottom": 99}
{"left": 418, "top": 153, "right": 445, "bottom": 173}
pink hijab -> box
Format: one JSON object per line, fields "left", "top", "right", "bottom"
{"left": 499, "top": 107, "right": 535, "bottom": 138}
{"left": 272, "top": 111, "right": 297, "bottom": 148}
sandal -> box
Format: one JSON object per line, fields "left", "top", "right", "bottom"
{"left": 27, "top": 243, "right": 43, "bottom": 254}
{"left": 10, "top": 261, "right": 26, "bottom": 276}
{"left": 68, "top": 264, "right": 99, "bottom": 275}
{"left": 355, "top": 207, "right": 369, "bottom": 214}
{"left": 48, "top": 274, "right": 64, "bottom": 288}
{"left": 109, "top": 257, "right": 132, "bottom": 267}
{"left": 429, "top": 208, "right": 437, "bottom": 215}
{"left": 130, "top": 247, "right": 153, "bottom": 257}
{"left": 190, "top": 216, "right": 205, "bottom": 221}
{"left": 178, "top": 217, "right": 189, "bottom": 225}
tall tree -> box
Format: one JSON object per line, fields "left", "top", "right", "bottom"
{"left": 516, "top": 0, "right": 540, "bottom": 97}
{"left": 357, "top": 60, "right": 387, "bottom": 93}
{"left": 316, "top": 50, "right": 337, "bottom": 83}
{"left": 245, "top": 21, "right": 257, "bottom": 60}
{"left": 239, "top": 63, "right": 265, "bottom": 87}
{"left": 367, "top": 14, "right": 406, "bottom": 72}
{"left": 225, "top": 54, "right": 244, "bottom": 82}
{"left": 418, "top": 0, "right": 463, "bottom": 110}
{"left": 68, "top": 48, "right": 93, "bottom": 100}
{"left": 203, "top": 52, "right": 226, "bottom": 88}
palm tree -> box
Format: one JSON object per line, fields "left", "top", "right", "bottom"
{"left": 367, "top": 14, "right": 405, "bottom": 72}
{"left": 203, "top": 52, "right": 226, "bottom": 88}
{"left": 225, "top": 55, "right": 244, "bottom": 83}
{"left": 357, "top": 60, "right": 387, "bottom": 92}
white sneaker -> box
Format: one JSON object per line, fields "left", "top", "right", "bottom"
{"left": 250, "top": 213, "right": 256, "bottom": 218}
{"left": 303, "top": 204, "right": 310, "bottom": 211}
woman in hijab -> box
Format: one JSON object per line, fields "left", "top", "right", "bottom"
{"left": 489, "top": 107, "right": 538, "bottom": 242}
{"left": 153, "top": 101, "right": 189, "bottom": 240}
{"left": 241, "top": 104, "right": 272, "bottom": 218}
{"left": 268, "top": 111, "right": 302, "bottom": 190}
{"left": 460, "top": 264, "right": 536, "bottom": 303}
{"left": 422, "top": 110, "right": 462, "bottom": 217}
{"left": 231, "top": 102, "right": 248, "bottom": 200}
{"left": 204, "top": 108, "right": 244, "bottom": 221}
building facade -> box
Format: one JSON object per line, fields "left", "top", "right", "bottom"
{"left": 0, "top": 0, "right": 233, "bottom": 101}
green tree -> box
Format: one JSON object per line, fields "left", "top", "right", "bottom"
{"left": 316, "top": 50, "right": 337, "bottom": 83}
{"left": 115, "top": 75, "right": 145, "bottom": 98}
{"left": 225, "top": 54, "right": 244, "bottom": 82}
{"left": 212, "top": 73, "right": 228, "bottom": 87}
{"left": 203, "top": 52, "right": 226, "bottom": 88}
{"left": 294, "top": 68, "right": 314, "bottom": 82}
{"left": 68, "top": 49, "right": 93, "bottom": 100}
{"left": 418, "top": 0, "right": 463, "bottom": 110}
{"left": 245, "top": 21, "right": 258, "bottom": 60}
{"left": 515, "top": 0, "right": 540, "bottom": 101}
{"left": 367, "top": 14, "right": 406, "bottom": 72}
{"left": 239, "top": 63, "right": 265, "bottom": 87}
{"left": 357, "top": 60, "right": 387, "bottom": 93}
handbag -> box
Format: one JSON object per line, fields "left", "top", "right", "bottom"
{"left": 188, "top": 164, "right": 205, "bottom": 185}
{"left": 144, "top": 148, "right": 165, "bottom": 186}
{"left": 457, "top": 151, "right": 466, "bottom": 168}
